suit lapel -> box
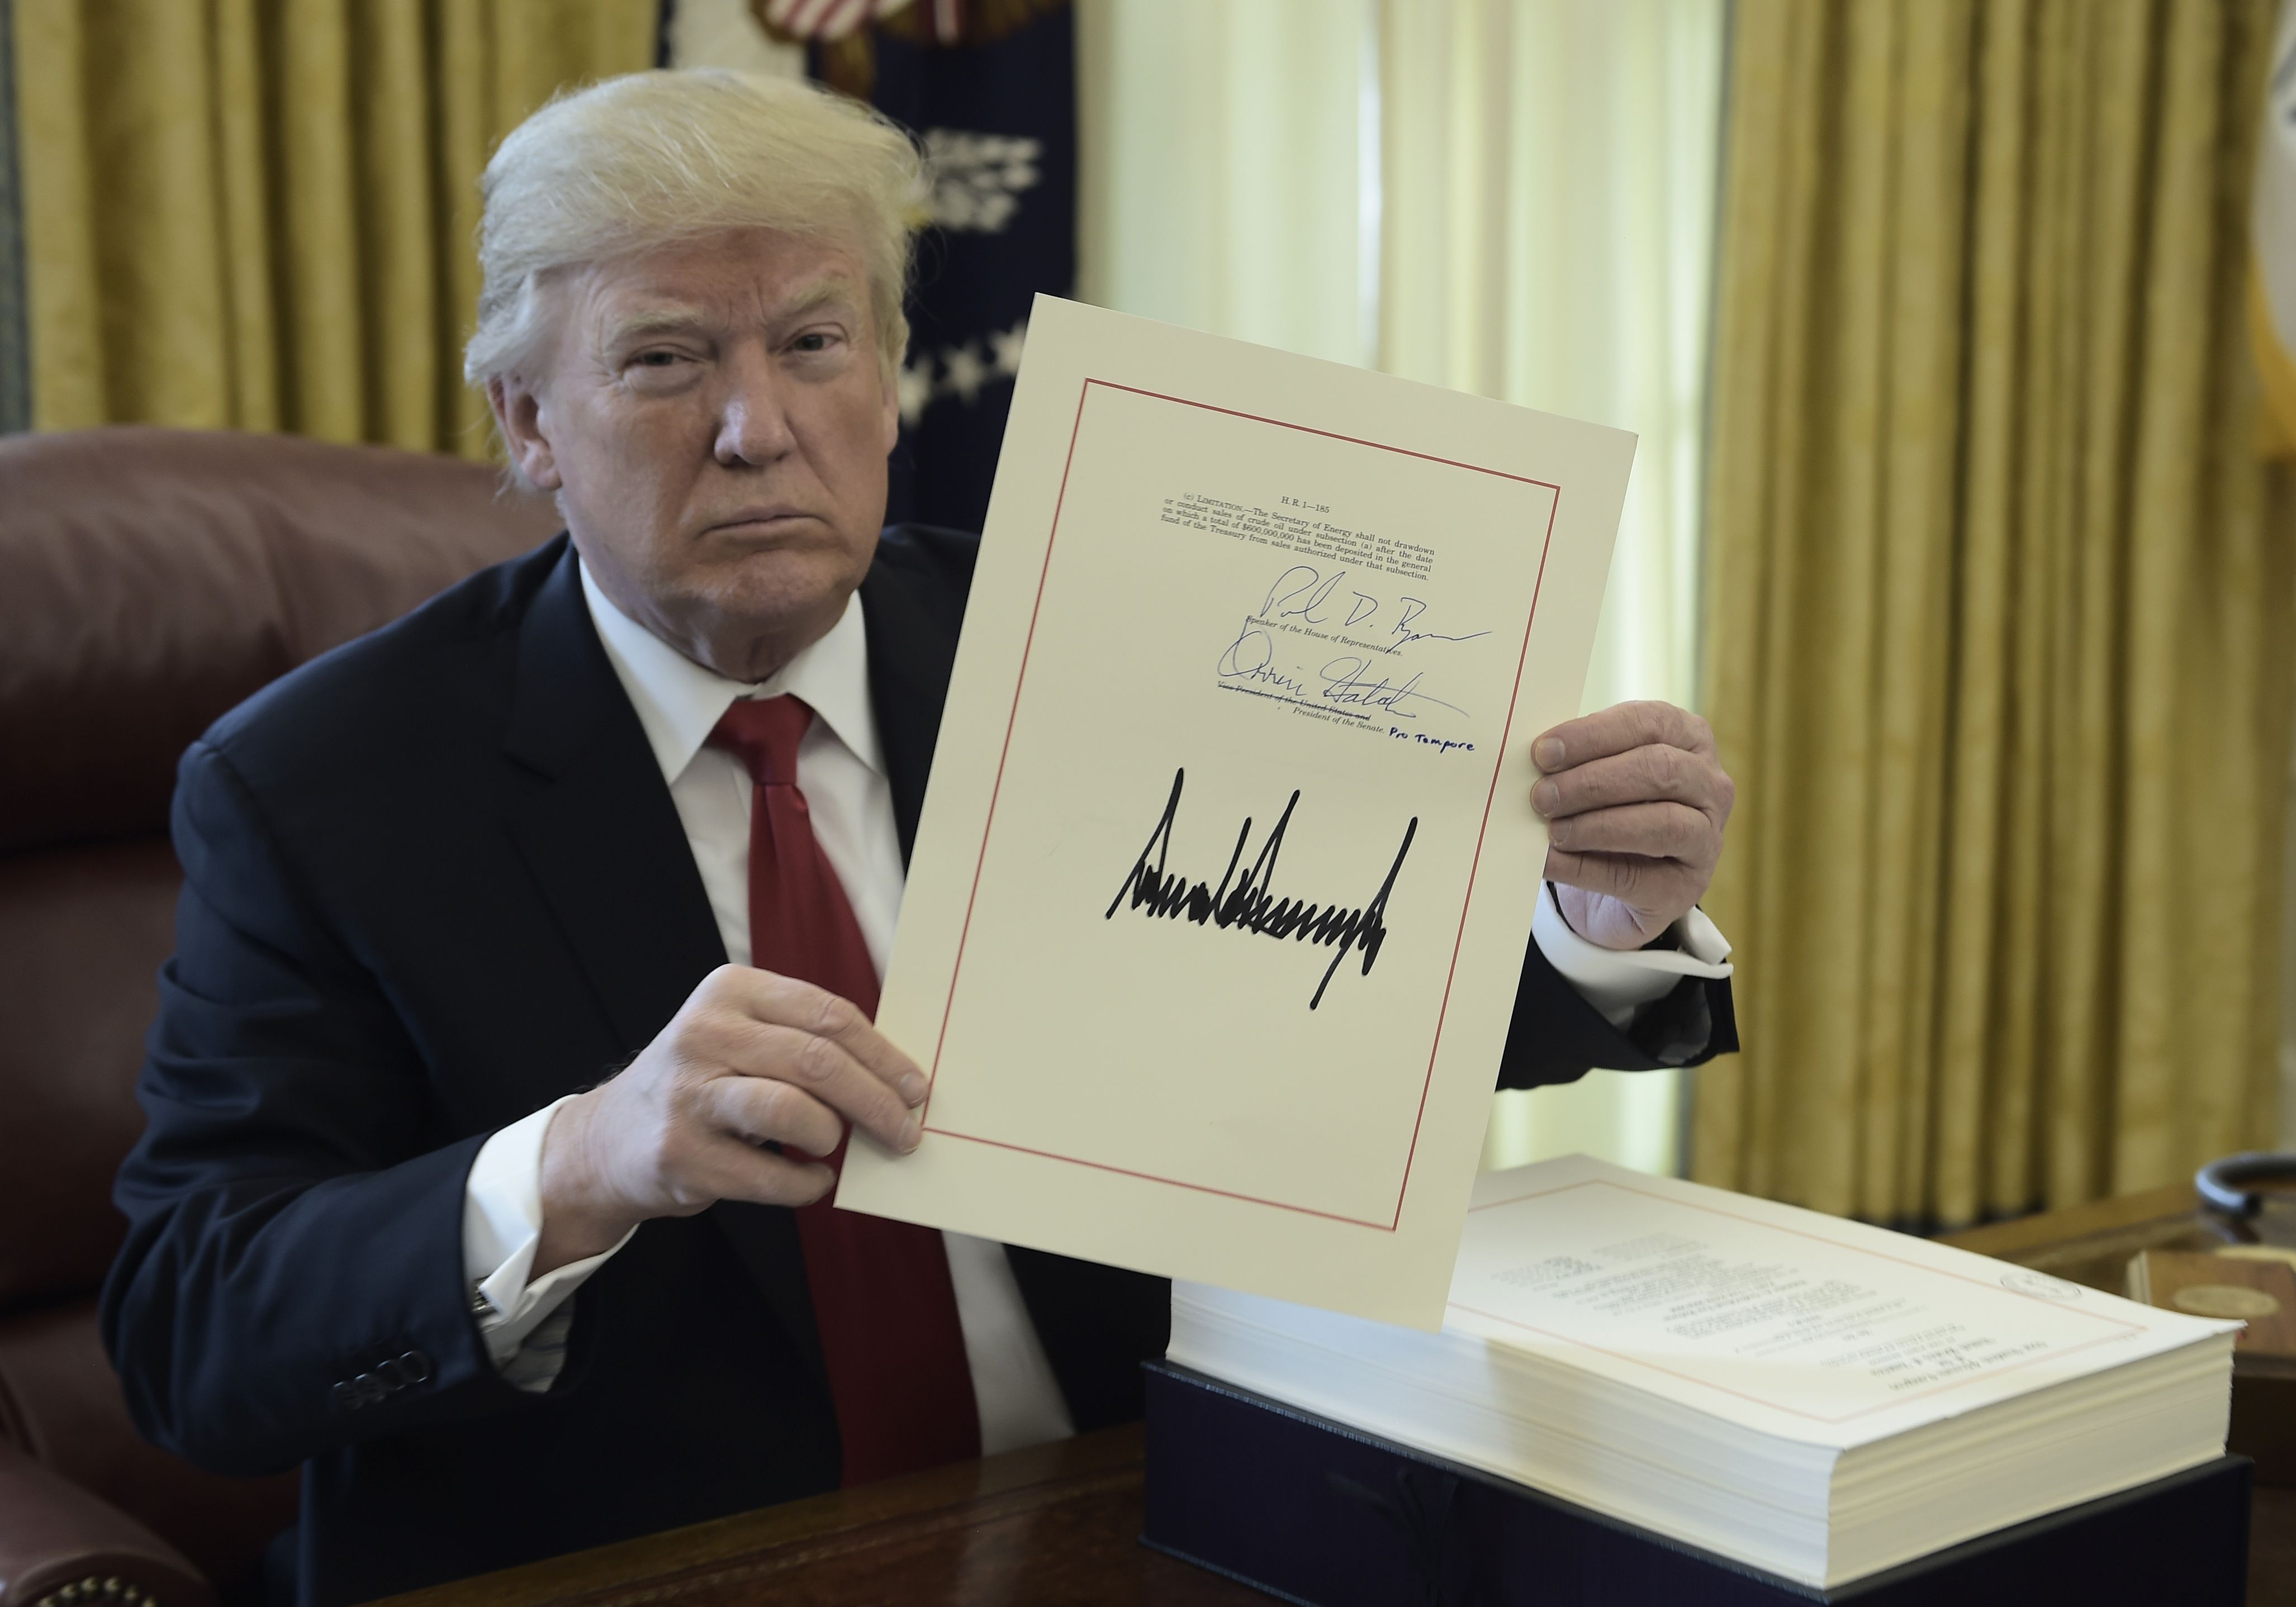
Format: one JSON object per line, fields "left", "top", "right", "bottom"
{"left": 502, "top": 543, "right": 725, "bottom": 1055}
{"left": 860, "top": 548, "right": 965, "bottom": 868}
{"left": 501, "top": 543, "right": 826, "bottom": 1389}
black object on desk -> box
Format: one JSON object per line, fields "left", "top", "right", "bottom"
{"left": 2198, "top": 1152, "right": 2296, "bottom": 1218}
{"left": 1140, "top": 1362, "right": 2252, "bottom": 1606}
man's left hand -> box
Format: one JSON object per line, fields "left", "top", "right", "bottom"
{"left": 1530, "top": 701, "right": 1734, "bottom": 952}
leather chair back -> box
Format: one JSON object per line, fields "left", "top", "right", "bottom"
{"left": 0, "top": 427, "right": 560, "bottom": 1593}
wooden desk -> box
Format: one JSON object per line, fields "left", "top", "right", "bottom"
{"left": 383, "top": 1183, "right": 2294, "bottom": 1607}
{"left": 377, "top": 1424, "right": 1253, "bottom": 1607}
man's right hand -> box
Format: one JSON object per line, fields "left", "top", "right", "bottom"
{"left": 532, "top": 966, "right": 926, "bottom": 1276}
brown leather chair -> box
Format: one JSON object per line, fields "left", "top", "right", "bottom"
{"left": 0, "top": 429, "right": 560, "bottom": 1607}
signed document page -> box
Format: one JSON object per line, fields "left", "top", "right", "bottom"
{"left": 837, "top": 297, "right": 1633, "bottom": 1327}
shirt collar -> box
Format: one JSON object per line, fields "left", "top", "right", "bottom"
{"left": 577, "top": 556, "right": 883, "bottom": 786}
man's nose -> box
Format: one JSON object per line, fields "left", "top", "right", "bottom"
{"left": 713, "top": 350, "right": 798, "bottom": 466}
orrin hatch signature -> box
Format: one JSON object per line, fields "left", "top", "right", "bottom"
{"left": 1218, "top": 624, "right": 1468, "bottom": 721}
{"left": 1105, "top": 768, "right": 1417, "bottom": 1010}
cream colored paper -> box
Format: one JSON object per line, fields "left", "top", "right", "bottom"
{"left": 1445, "top": 1157, "right": 2235, "bottom": 1443}
{"left": 837, "top": 297, "right": 1633, "bottom": 1328}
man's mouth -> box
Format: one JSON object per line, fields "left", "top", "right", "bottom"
{"left": 702, "top": 508, "right": 818, "bottom": 538}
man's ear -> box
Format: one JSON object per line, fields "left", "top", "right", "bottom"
{"left": 489, "top": 374, "right": 563, "bottom": 492}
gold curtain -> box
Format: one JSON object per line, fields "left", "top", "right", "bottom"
{"left": 13, "top": 0, "right": 658, "bottom": 457}
{"left": 1695, "top": 0, "right": 2296, "bottom": 1225}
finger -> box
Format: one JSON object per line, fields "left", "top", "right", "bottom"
{"left": 1542, "top": 847, "right": 1701, "bottom": 914}
{"left": 709, "top": 1017, "right": 922, "bottom": 1154}
{"left": 725, "top": 969, "right": 929, "bottom": 1106}
{"left": 1533, "top": 701, "right": 1714, "bottom": 773}
{"left": 1545, "top": 801, "right": 1719, "bottom": 866}
{"left": 686, "top": 1131, "right": 838, "bottom": 1209}
{"left": 1531, "top": 744, "right": 1726, "bottom": 822}
{"left": 704, "top": 1071, "right": 849, "bottom": 1159}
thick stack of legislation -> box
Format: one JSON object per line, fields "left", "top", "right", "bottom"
{"left": 1167, "top": 1155, "right": 2239, "bottom": 1590}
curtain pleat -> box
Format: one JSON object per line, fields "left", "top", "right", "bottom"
{"left": 13, "top": 0, "right": 657, "bottom": 454}
{"left": 1696, "top": 0, "right": 2296, "bottom": 1225}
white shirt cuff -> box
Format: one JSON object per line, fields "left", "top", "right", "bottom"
{"left": 462, "top": 1095, "right": 636, "bottom": 1380}
{"left": 1530, "top": 881, "right": 1734, "bottom": 1031}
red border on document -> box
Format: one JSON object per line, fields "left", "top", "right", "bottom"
{"left": 918, "top": 378, "right": 1563, "bottom": 1233}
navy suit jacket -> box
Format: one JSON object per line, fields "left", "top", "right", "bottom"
{"left": 101, "top": 529, "right": 1735, "bottom": 1605}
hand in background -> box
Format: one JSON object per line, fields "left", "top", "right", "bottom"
{"left": 532, "top": 966, "right": 927, "bottom": 1276}
{"left": 1530, "top": 701, "right": 1734, "bottom": 952}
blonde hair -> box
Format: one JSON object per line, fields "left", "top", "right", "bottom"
{"left": 463, "top": 69, "right": 924, "bottom": 391}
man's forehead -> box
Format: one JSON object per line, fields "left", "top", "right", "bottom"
{"left": 590, "top": 274, "right": 863, "bottom": 325}
{"left": 575, "top": 236, "right": 869, "bottom": 329}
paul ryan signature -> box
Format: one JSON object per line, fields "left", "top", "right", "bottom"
{"left": 1258, "top": 564, "right": 1491, "bottom": 653}
{"left": 1104, "top": 768, "right": 1417, "bottom": 1010}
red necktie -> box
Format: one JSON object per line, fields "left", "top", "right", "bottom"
{"left": 709, "top": 694, "right": 981, "bottom": 1485}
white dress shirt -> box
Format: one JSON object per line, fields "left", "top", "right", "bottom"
{"left": 460, "top": 556, "right": 1732, "bottom": 1449}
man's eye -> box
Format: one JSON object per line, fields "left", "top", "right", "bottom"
{"left": 792, "top": 332, "right": 836, "bottom": 353}
{"left": 634, "top": 350, "right": 681, "bottom": 368}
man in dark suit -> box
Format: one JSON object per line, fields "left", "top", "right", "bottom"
{"left": 102, "top": 70, "right": 1738, "bottom": 1607}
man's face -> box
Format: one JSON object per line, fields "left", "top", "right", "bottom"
{"left": 492, "top": 229, "right": 900, "bottom": 682}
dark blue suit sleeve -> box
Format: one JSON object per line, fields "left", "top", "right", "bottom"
{"left": 1494, "top": 929, "right": 1738, "bottom": 1091}
{"left": 100, "top": 739, "right": 541, "bottom": 1476}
